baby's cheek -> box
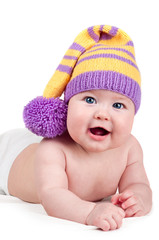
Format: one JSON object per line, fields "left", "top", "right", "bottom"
{"left": 67, "top": 115, "right": 85, "bottom": 143}
{"left": 111, "top": 125, "right": 131, "bottom": 147}
{"left": 118, "top": 119, "right": 133, "bottom": 136}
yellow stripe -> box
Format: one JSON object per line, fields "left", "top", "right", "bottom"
{"left": 60, "top": 58, "right": 77, "bottom": 67}
{"left": 99, "top": 38, "right": 129, "bottom": 45}
{"left": 65, "top": 49, "right": 82, "bottom": 58}
{"left": 71, "top": 58, "right": 141, "bottom": 85}
{"left": 43, "top": 71, "right": 70, "bottom": 98}
{"left": 102, "top": 25, "right": 112, "bottom": 32}
{"left": 74, "top": 27, "right": 97, "bottom": 50}
{"left": 93, "top": 25, "right": 104, "bottom": 34}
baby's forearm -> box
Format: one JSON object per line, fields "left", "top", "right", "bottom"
{"left": 39, "top": 187, "right": 96, "bottom": 224}
{"left": 121, "top": 183, "right": 152, "bottom": 213}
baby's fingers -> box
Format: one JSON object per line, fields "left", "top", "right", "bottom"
{"left": 111, "top": 191, "right": 134, "bottom": 206}
{"left": 119, "top": 190, "right": 134, "bottom": 203}
{"left": 125, "top": 204, "right": 141, "bottom": 217}
{"left": 100, "top": 218, "right": 117, "bottom": 231}
{"left": 121, "top": 196, "right": 137, "bottom": 210}
{"left": 97, "top": 219, "right": 110, "bottom": 231}
{"left": 118, "top": 207, "right": 125, "bottom": 218}
{"left": 112, "top": 214, "right": 124, "bottom": 229}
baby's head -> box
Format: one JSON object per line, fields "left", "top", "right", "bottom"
{"left": 67, "top": 89, "right": 135, "bottom": 152}
{"left": 23, "top": 25, "right": 141, "bottom": 138}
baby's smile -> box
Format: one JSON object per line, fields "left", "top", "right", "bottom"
{"left": 89, "top": 127, "right": 110, "bottom": 136}
{"left": 88, "top": 127, "right": 111, "bottom": 142}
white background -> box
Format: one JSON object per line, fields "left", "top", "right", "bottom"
{"left": 0, "top": 0, "right": 159, "bottom": 238}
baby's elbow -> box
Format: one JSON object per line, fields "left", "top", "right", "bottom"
{"left": 143, "top": 186, "right": 153, "bottom": 215}
{"left": 37, "top": 185, "right": 53, "bottom": 202}
{"left": 37, "top": 187, "right": 56, "bottom": 215}
{"left": 148, "top": 187, "right": 153, "bottom": 211}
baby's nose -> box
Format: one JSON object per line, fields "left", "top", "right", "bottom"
{"left": 94, "top": 110, "right": 110, "bottom": 121}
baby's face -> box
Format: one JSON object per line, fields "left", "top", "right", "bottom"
{"left": 67, "top": 90, "right": 135, "bottom": 153}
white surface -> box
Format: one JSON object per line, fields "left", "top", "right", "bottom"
{"left": 0, "top": 0, "right": 159, "bottom": 239}
{"left": 0, "top": 194, "right": 158, "bottom": 240}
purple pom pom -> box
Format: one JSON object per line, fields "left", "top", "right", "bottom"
{"left": 23, "top": 97, "right": 68, "bottom": 138}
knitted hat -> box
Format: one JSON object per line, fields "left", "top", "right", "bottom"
{"left": 23, "top": 25, "right": 141, "bottom": 138}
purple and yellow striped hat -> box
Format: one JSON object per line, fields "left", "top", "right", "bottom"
{"left": 24, "top": 25, "right": 141, "bottom": 138}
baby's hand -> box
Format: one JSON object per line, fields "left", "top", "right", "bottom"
{"left": 111, "top": 190, "right": 145, "bottom": 217}
{"left": 86, "top": 202, "right": 125, "bottom": 231}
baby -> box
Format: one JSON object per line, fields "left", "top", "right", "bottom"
{"left": 0, "top": 25, "right": 152, "bottom": 231}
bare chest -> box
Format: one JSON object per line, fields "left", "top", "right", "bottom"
{"left": 66, "top": 150, "right": 127, "bottom": 202}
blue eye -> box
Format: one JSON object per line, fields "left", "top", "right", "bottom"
{"left": 113, "top": 102, "right": 124, "bottom": 109}
{"left": 85, "top": 97, "right": 96, "bottom": 104}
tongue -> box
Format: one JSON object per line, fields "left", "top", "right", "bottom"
{"left": 90, "top": 127, "right": 107, "bottom": 136}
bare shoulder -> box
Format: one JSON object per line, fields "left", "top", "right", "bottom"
{"left": 38, "top": 137, "right": 65, "bottom": 151}
{"left": 126, "top": 134, "right": 143, "bottom": 165}
{"left": 127, "top": 134, "right": 142, "bottom": 148}
{"left": 35, "top": 131, "right": 73, "bottom": 166}
{"left": 36, "top": 137, "right": 65, "bottom": 166}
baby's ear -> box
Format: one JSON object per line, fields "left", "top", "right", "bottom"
{"left": 23, "top": 97, "right": 68, "bottom": 138}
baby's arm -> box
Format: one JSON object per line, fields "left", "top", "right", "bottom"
{"left": 35, "top": 139, "right": 95, "bottom": 224}
{"left": 111, "top": 137, "right": 152, "bottom": 217}
{"left": 35, "top": 139, "right": 124, "bottom": 231}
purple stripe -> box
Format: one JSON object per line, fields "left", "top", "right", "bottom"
{"left": 109, "top": 26, "right": 118, "bottom": 36}
{"left": 86, "top": 47, "right": 135, "bottom": 60}
{"left": 64, "top": 71, "right": 141, "bottom": 113}
{"left": 100, "top": 26, "right": 118, "bottom": 40}
{"left": 76, "top": 53, "right": 138, "bottom": 70}
{"left": 100, "top": 25, "right": 104, "bottom": 31}
{"left": 87, "top": 26, "right": 99, "bottom": 42}
{"left": 63, "top": 55, "right": 78, "bottom": 60}
{"left": 100, "top": 32, "right": 112, "bottom": 40}
{"left": 69, "top": 42, "right": 85, "bottom": 53}
{"left": 56, "top": 64, "right": 73, "bottom": 74}
{"left": 126, "top": 41, "right": 134, "bottom": 46}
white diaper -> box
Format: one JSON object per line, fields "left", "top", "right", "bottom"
{"left": 0, "top": 128, "right": 43, "bottom": 195}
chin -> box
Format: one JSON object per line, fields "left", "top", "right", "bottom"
{"left": 81, "top": 143, "right": 111, "bottom": 153}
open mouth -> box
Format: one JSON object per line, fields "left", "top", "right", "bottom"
{"left": 89, "top": 127, "right": 110, "bottom": 136}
